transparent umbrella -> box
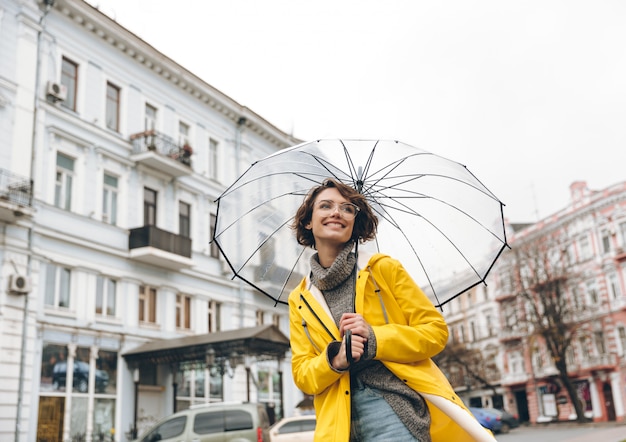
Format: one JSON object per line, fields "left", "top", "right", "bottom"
{"left": 213, "top": 139, "right": 508, "bottom": 308}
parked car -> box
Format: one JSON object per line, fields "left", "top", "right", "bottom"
{"left": 469, "top": 407, "right": 503, "bottom": 434}
{"left": 52, "top": 360, "right": 109, "bottom": 393}
{"left": 134, "top": 402, "right": 271, "bottom": 442}
{"left": 482, "top": 407, "right": 519, "bottom": 433}
{"left": 269, "top": 415, "right": 316, "bottom": 442}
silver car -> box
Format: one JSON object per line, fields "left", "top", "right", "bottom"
{"left": 135, "top": 402, "right": 271, "bottom": 442}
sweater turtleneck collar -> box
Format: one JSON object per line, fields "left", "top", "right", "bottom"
{"left": 309, "top": 241, "right": 357, "bottom": 292}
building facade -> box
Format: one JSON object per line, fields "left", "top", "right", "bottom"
{"left": 439, "top": 180, "right": 626, "bottom": 425}
{"left": 496, "top": 181, "right": 626, "bottom": 424}
{"left": 0, "top": 0, "right": 300, "bottom": 440}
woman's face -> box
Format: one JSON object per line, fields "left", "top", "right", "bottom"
{"left": 306, "top": 187, "right": 356, "bottom": 248}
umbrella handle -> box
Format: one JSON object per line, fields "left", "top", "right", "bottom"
{"left": 345, "top": 329, "right": 353, "bottom": 366}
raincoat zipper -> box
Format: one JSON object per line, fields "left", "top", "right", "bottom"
{"left": 299, "top": 292, "right": 337, "bottom": 346}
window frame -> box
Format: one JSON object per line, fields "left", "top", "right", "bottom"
{"left": 176, "top": 294, "right": 192, "bottom": 330}
{"left": 45, "top": 264, "right": 71, "bottom": 309}
{"left": 208, "top": 138, "right": 218, "bottom": 179}
{"left": 209, "top": 213, "right": 220, "bottom": 258}
{"left": 139, "top": 285, "right": 157, "bottom": 324}
{"left": 102, "top": 172, "right": 119, "bottom": 225}
{"left": 60, "top": 56, "right": 78, "bottom": 111}
{"left": 179, "top": 201, "right": 191, "bottom": 238}
{"left": 105, "top": 81, "right": 121, "bottom": 132}
{"left": 55, "top": 153, "right": 75, "bottom": 210}
{"left": 143, "top": 187, "right": 157, "bottom": 226}
{"left": 96, "top": 275, "right": 117, "bottom": 318}
{"left": 145, "top": 103, "right": 157, "bottom": 131}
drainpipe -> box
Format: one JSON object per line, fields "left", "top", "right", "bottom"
{"left": 235, "top": 116, "right": 246, "bottom": 328}
{"left": 15, "top": 2, "right": 55, "bottom": 441}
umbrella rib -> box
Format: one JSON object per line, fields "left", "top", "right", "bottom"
{"left": 276, "top": 245, "right": 310, "bottom": 304}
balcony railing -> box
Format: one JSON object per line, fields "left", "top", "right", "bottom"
{"left": 501, "top": 372, "right": 529, "bottom": 385}
{"left": 499, "top": 325, "right": 528, "bottom": 341}
{"left": 129, "top": 225, "right": 192, "bottom": 269}
{"left": 573, "top": 353, "right": 618, "bottom": 372}
{"left": 129, "top": 130, "right": 193, "bottom": 176}
{"left": 0, "top": 168, "right": 34, "bottom": 222}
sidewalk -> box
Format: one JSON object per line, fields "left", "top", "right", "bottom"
{"left": 565, "top": 425, "right": 625, "bottom": 442}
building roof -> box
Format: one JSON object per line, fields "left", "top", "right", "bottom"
{"left": 122, "top": 324, "right": 290, "bottom": 366}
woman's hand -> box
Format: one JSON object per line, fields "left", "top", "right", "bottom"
{"left": 330, "top": 313, "right": 370, "bottom": 370}
{"left": 331, "top": 331, "right": 366, "bottom": 370}
{"left": 339, "top": 313, "right": 370, "bottom": 340}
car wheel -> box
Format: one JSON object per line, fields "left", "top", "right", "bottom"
{"left": 77, "top": 378, "right": 88, "bottom": 393}
{"left": 500, "top": 423, "right": 510, "bottom": 434}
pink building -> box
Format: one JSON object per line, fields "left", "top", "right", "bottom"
{"left": 496, "top": 181, "right": 626, "bottom": 424}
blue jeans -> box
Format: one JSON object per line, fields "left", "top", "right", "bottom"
{"left": 350, "top": 380, "right": 420, "bottom": 441}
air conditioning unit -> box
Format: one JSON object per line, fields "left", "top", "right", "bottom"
{"left": 9, "top": 274, "right": 32, "bottom": 294}
{"left": 46, "top": 81, "right": 67, "bottom": 102}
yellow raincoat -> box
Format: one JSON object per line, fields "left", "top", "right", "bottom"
{"left": 289, "top": 253, "right": 496, "bottom": 442}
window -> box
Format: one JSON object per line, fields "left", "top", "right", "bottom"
{"left": 143, "top": 416, "right": 186, "bottom": 441}
{"left": 570, "top": 285, "right": 583, "bottom": 310}
{"left": 208, "top": 138, "right": 218, "bottom": 179}
{"left": 618, "top": 327, "right": 626, "bottom": 356}
{"left": 208, "top": 300, "right": 220, "bottom": 332}
{"left": 509, "top": 351, "right": 523, "bottom": 374}
{"left": 105, "top": 82, "right": 120, "bottom": 131}
{"left": 586, "top": 280, "right": 598, "bottom": 305}
{"left": 579, "top": 235, "right": 592, "bottom": 261}
{"left": 256, "top": 310, "right": 264, "bottom": 325}
{"left": 608, "top": 273, "right": 621, "bottom": 300}
{"left": 60, "top": 56, "right": 78, "bottom": 111}
{"left": 620, "top": 221, "right": 626, "bottom": 248}
{"left": 145, "top": 103, "right": 157, "bottom": 131}
{"left": 139, "top": 285, "right": 157, "bottom": 323}
{"left": 144, "top": 187, "right": 157, "bottom": 226}
{"left": 45, "top": 264, "right": 71, "bottom": 308}
{"left": 470, "top": 321, "right": 477, "bottom": 341}
{"left": 55, "top": 153, "right": 74, "bottom": 210}
{"left": 209, "top": 213, "right": 220, "bottom": 258}
{"left": 179, "top": 121, "right": 190, "bottom": 146}
{"left": 272, "top": 313, "right": 280, "bottom": 327}
{"left": 601, "top": 230, "right": 611, "bottom": 254}
{"left": 102, "top": 173, "right": 118, "bottom": 225}
{"left": 179, "top": 201, "right": 191, "bottom": 237}
{"left": 485, "top": 314, "right": 495, "bottom": 337}
{"left": 176, "top": 294, "right": 191, "bottom": 329}
{"left": 578, "top": 336, "right": 590, "bottom": 360}
{"left": 96, "top": 276, "right": 117, "bottom": 317}
{"left": 593, "top": 331, "right": 606, "bottom": 355}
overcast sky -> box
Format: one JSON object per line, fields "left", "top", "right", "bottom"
{"left": 88, "top": 0, "right": 626, "bottom": 222}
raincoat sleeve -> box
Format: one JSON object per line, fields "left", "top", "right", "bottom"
{"left": 288, "top": 285, "right": 345, "bottom": 395}
{"left": 366, "top": 256, "right": 449, "bottom": 363}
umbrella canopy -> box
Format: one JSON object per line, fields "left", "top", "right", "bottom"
{"left": 213, "top": 139, "right": 508, "bottom": 308}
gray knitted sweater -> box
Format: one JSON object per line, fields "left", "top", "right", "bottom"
{"left": 309, "top": 242, "right": 431, "bottom": 441}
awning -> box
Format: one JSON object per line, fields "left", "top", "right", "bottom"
{"left": 122, "top": 324, "right": 290, "bottom": 366}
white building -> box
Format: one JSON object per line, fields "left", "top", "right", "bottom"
{"left": 0, "top": 0, "right": 301, "bottom": 440}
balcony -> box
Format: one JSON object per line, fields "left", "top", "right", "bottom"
{"left": 499, "top": 325, "right": 528, "bottom": 342}
{"left": 571, "top": 353, "right": 618, "bottom": 373}
{"left": 129, "top": 130, "right": 193, "bottom": 177}
{"left": 501, "top": 372, "right": 529, "bottom": 385}
{"left": 0, "top": 169, "right": 35, "bottom": 222}
{"left": 129, "top": 225, "right": 193, "bottom": 270}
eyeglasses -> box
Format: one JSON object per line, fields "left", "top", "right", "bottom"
{"left": 314, "top": 200, "right": 360, "bottom": 220}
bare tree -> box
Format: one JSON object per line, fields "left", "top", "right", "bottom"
{"left": 434, "top": 340, "right": 499, "bottom": 396}
{"left": 506, "top": 232, "right": 589, "bottom": 423}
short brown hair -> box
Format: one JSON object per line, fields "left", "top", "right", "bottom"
{"left": 291, "top": 178, "right": 378, "bottom": 247}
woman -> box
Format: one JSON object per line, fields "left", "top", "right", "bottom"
{"left": 288, "top": 178, "right": 495, "bottom": 441}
